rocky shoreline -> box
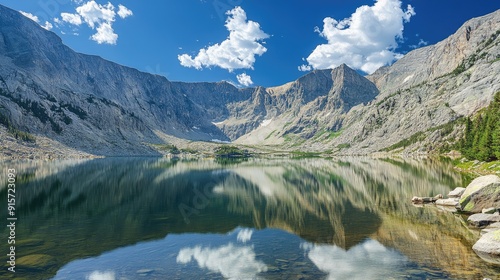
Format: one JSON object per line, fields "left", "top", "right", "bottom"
{"left": 413, "top": 175, "right": 500, "bottom": 265}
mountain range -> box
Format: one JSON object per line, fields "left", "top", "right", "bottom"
{"left": 0, "top": 4, "right": 499, "bottom": 157}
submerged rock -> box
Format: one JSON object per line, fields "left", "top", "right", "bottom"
{"left": 459, "top": 175, "right": 500, "bottom": 213}
{"left": 472, "top": 229, "right": 500, "bottom": 265}
{"left": 17, "top": 254, "right": 55, "bottom": 270}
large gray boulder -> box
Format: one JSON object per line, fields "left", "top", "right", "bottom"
{"left": 472, "top": 229, "right": 500, "bottom": 265}
{"left": 459, "top": 175, "right": 500, "bottom": 213}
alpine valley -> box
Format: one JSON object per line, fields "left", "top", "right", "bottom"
{"left": 0, "top": 4, "right": 499, "bottom": 158}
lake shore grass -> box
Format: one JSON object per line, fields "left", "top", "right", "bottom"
{"left": 452, "top": 158, "right": 500, "bottom": 176}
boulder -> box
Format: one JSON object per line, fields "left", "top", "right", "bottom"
{"left": 448, "top": 187, "right": 466, "bottom": 198}
{"left": 468, "top": 213, "right": 500, "bottom": 228}
{"left": 459, "top": 175, "right": 500, "bottom": 213}
{"left": 472, "top": 229, "right": 500, "bottom": 265}
{"left": 435, "top": 198, "right": 460, "bottom": 207}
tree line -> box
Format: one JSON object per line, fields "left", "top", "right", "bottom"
{"left": 459, "top": 92, "right": 500, "bottom": 162}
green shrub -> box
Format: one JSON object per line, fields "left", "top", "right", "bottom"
{"left": 214, "top": 145, "right": 249, "bottom": 158}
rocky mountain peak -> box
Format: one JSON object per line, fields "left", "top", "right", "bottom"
{"left": 369, "top": 9, "right": 500, "bottom": 94}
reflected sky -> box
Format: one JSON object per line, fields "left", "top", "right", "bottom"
{"left": 52, "top": 228, "right": 421, "bottom": 280}
{"left": 1, "top": 157, "right": 499, "bottom": 279}
{"left": 177, "top": 243, "right": 267, "bottom": 279}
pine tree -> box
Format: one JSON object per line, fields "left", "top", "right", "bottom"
{"left": 477, "top": 119, "right": 492, "bottom": 161}
{"left": 461, "top": 117, "right": 473, "bottom": 155}
{"left": 492, "top": 123, "right": 500, "bottom": 160}
{"left": 491, "top": 93, "right": 500, "bottom": 160}
{"left": 470, "top": 114, "right": 483, "bottom": 157}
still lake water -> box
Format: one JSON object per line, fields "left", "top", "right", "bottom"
{"left": 1, "top": 157, "right": 500, "bottom": 279}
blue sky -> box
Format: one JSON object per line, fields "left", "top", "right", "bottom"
{"left": 0, "top": 0, "right": 498, "bottom": 87}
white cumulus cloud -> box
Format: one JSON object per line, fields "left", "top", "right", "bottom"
{"left": 178, "top": 6, "right": 269, "bottom": 72}
{"left": 61, "top": 12, "right": 83, "bottom": 25}
{"left": 20, "top": 11, "right": 53, "bottom": 30}
{"left": 20, "top": 11, "right": 39, "bottom": 22}
{"left": 91, "top": 22, "right": 117, "bottom": 45}
{"left": 59, "top": 1, "right": 132, "bottom": 45}
{"left": 298, "top": 64, "right": 312, "bottom": 72}
{"left": 117, "top": 5, "right": 133, "bottom": 19}
{"left": 42, "top": 21, "right": 54, "bottom": 31}
{"left": 76, "top": 1, "right": 115, "bottom": 28}
{"left": 300, "top": 0, "right": 415, "bottom": 74}
{"left": 236, "top": 73, "right": 253, "bottom": 87}
{"left": 177, "top": 243, "right": 267, "bottom": 280}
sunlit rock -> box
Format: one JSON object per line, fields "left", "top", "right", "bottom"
{"left": 460, "top": 175, "right": 500, "bottom": 213}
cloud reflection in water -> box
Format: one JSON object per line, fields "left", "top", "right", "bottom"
{"left": 87, "top": 270, "right": 116, "bottom": 280}
{"left": 237, "top": 228, "right": 254, "bottom": 243}
{"left": 177, "top": 243, "right": 267, "bottom": 280}
{"left": 302, "top": 239, "right": 407, "bottom": 280}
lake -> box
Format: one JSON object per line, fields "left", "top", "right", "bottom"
{"left": 1, "top": 157, "right": 499, "bottom": 279}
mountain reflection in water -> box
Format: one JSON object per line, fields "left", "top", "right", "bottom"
{"left": 1, "top": 157, "right": 499, "bottom": 279}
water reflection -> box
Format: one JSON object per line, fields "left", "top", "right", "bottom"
{"left": 302, "top": 239, "right": 408, "bottom": 280}
{"left": 177, "top": 243, "right": 267, "bottom": 279}
{"left": 0, "top": 157, "right": 498, "bottom": 279}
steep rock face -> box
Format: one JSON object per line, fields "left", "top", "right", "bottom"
{"left": 0, "top": 5, "right": 228, "bottom": 156}
{"left": 236, "top": 66, "right": 379, "bottom": 144}
{"left": 304, "top": 10, "right": 500, "bottom": 153}
{"left": 369, "top": 10, "right": 500, "bottom": 95}
{"left": 179, "top": 66, "right": 379, "bottom": 142}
